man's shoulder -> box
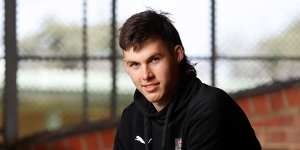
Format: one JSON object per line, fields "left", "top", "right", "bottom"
{"left": 118, "top": 102, "right": 139, "bottom": 128}
{"left": 191, "top": 82, "right": 231, "bottom": 105}
{"left": 121, "top": 102, "right": 138, "bottom": 116}
{"left": 187, "top": 81, "right": 233, "bottom": 115}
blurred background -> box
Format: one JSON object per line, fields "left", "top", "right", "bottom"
{"left": 1, "top": 0, "right": 300, "bottom": 149}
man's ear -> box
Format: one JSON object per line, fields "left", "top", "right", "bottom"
{"left": 174, "top": 45, "right": 184, "bottom": 63}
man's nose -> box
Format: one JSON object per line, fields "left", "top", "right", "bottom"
{"left": 142, "top": 65, "right": 153, "bottom": 81}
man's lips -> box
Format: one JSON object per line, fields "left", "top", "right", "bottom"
{"left": 142, "top": 83, "right": 159, "bottom": 87}
{"left": 142, "top": 83, "right": 159, "bottom": 92}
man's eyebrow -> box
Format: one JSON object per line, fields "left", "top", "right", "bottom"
{"left": 146, "top": 53, "right": 161, "bottom": 61}
{"left": 123, "top": 60, "right": 138, "bottom": 64}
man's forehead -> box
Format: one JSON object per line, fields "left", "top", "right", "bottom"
{"left": 122, "top": 38, "right": 172, "bottom": 60}
{"left": 123, "top": 37, "right": 168, "bottom": 51}
{"left": 122, "top": 46, "right": 164, "bottom": 63}
{"left": 122, "top": 48, "right": 147, "bottom": 61}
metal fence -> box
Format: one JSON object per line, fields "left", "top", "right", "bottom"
{"left": 0, "top": 0, "right": 4, "bottom": 145}
{"left": 1, "top": 0, "right": 300, "bottom": 147}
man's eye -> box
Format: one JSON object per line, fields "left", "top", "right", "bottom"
{"left": 151, "top": 57, "right": 160, "bottom": 63}
{"left": 129, "top": 63, "right": 139, "bottom": 68}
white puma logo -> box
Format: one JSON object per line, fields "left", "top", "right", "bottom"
{"left": 134, "top": 136, "right": 152, "bottom": 144}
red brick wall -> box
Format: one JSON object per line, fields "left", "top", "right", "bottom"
{"left": 19, "top": 128, "right": 116, "bottom": 150}
{"left": 236, "top": 85, "right": 300, "bottom": 150}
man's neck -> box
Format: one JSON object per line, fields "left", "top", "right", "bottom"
{"left": 152, "top": 94, "right": 172, "bottom": 112}
{"left": 152, "top": 101, "right": 168, "bottom": 112}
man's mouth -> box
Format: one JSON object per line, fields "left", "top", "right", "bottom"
{"left": 142, "top": 83, "right": 159, "bottom": 92}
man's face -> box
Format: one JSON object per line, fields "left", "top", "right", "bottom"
{"left": 123, "top": 38, "right": 182, "bottom": 106}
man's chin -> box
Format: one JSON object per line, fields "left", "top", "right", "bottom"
{"left": 144, "top": 94, "right": 160, "bottom": 103}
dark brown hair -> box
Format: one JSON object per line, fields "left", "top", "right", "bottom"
{"left": 119, "top": 10, "right": 196, "bottom": 77}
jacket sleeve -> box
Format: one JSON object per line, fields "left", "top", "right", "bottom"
{"left": 184, "top": 89, "right": 261, "bottom": 150}
{"left": 113, "top": 106, "right": 133, "bottom": 150}
{"left": 113, "top": 108, "right": 127, "bottom": 150}
{"left": 113, "top": 129, "right": 125, "bottom": 150}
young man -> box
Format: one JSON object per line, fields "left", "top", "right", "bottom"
{"left": 114, "top": 10, "right": 261, "bottom": 150}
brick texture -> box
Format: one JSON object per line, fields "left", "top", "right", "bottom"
{"left": 251, "top": 95, "right": 271, "bottom": 115}
{"left": 269, "top": 91, "right": 286, "bottom": 112}
{"left": 284, "top": 86, "right": 300, "bottom": 107}
{"left": 237, "top": 84, "right": 300, "bottom": 150}
{"left": 22, "top": 129, "right": 115, "bottom": 150}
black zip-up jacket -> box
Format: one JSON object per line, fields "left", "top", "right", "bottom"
{"left": 114, "top": 76, "right": 261, "bottom": 150}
